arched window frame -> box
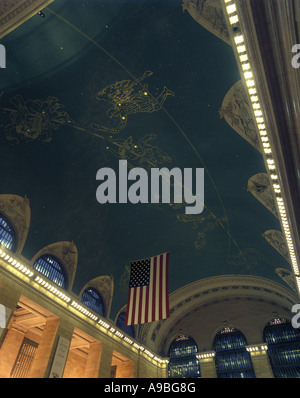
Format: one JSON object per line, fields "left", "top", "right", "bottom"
{"left": 213, "top": 327, "right": 255, "bottom": 378}
{"left": 168, "top": 335, "right": 200, "bottom": 378}
{"left": 33, "top": 254, "right": 67, "bottom": 289}
{"left": 263, "top": 317, "right": 300, "bottom": 378}
{"left": 0, "top": 213, "right": 17, "bottom": 252}
{"left": 80, "top": 287, "right": 106, "bottom": 317}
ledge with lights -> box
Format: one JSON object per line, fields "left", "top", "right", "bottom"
{"left": 223, "top": 0, "right": 300, "bottom": 296}
{"left": 246, "top": 344, "right": 268, "bottom": 353}
{"left": 0, "top": 246, "right": 168, "bottom": 366}
{"left": 197, "top": 351, "right": 216, "bottom": 360}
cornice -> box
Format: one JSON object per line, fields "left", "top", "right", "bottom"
{"left": 0, "top": 0, "right": 54, "bottom": 39}
{"left": 139, "top": 275, "right": 298, "bottom": 348}
{"left": 235, "top": 0, "right": 300, "bottom": 291}
{"left": 160, "top": 296, "right": 291, "bottom": 356}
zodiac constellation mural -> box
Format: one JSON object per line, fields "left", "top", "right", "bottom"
{"left": 0, "top": 72, "right": 175, "bottom": 175}
{"left": 0, "top": 73, "right": 267, "bottom": 272}
{"left": 0, "top": 72, "right": 174, "bottom": 172}
{"left": 176, "top": 213, "right": 228, "bottom": 250}
{"left": 227, "top": 248, "right": 278, "bottom": 274}
{"left": 105, "top": 134, "right": 171, "bottom": 170}
{"left": 92, "top": 70, "right": 175, "bottom": 135}
{"left": 1, "top": 95, "right": 73, "bottom": 143}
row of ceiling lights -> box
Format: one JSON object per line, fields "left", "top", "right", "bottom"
{"left": 196, "top": 343, "right": 268, "bottom": 358}
{"left": 1, "top": 3, "right": 298, "bottom": 364}
{"left": 224, "top": 0, "right": 300, "bottom": 295}
{"left": 0, "top": 246, "right": 166, "bottom": 364}
{"left": 0, "top": 246, "right": 274, "bottom": 363}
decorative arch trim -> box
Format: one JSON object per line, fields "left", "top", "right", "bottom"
{"left": 79, "top": 275, "right": 114, "bottom": 319}
{"left": 139, "top": 275, "right": 298, "bottom": 356}
{"left": 0, "top": 194, "right": 30, "bottom": 255}
{"left": 31, "top": 241, "right": 78, "bottom": 291}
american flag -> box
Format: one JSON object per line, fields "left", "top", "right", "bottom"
{"left": 125, "top": 252, "right": 170, "bottom": 326}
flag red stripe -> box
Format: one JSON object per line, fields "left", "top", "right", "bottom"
{"left": 159, "top": 254, "right": 163, "bottom": 321}
{"left": 138, "top": 286, "right": 143, "bottom": 325}
{"left": 165, "top": 252, "right": 170, "bottom": 317}
{"left": 131, "top": 287, "right": 137, "bottom": 325}
{"left": 145, "top": 283, "right": 149, "bottom": 324}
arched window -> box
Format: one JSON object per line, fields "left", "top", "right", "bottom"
{"left": 81, "top": 288, "right": 106, "bottom": 317}
{"left": 116, "top": 312, "right": 135, "bottom": 338}
{"left": 33, "top": 254, "right": 66, "bottom": 288}
{"left": 168, "top": 335, "right": 200, "bottom": 378}
{"left": 213, "top": 327, "right": 254, "bottom": 378}
{"left": 0, "top": 213, "right": 17, "bottom": 252}
{"left": 263, "top": 317, "right": 300, "bottom": 378}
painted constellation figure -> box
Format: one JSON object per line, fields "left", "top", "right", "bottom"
{"left": 92, "top": 71, "right": 174, "bottom": 134}
{"left": 176, "top": 213, "right": 227, "bottom": 250}
{"left": 227, "top": 248, "right": 277, "bottom": 274}
{"left": 106, "top": 134, "right": 171, "bottom": 170}
{"left": 1, "top": 95, "right": 73, "bottom": 143}
{"left": 0, "top": 95, "right": 172, "bottom": 172}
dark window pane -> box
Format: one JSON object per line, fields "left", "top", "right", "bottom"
{"left": 168, "top": 335, "right": 200, "bottom": 378}
{"left": 0, "top": 213, "right": 16, "bottom": 252}
{"left": 213, "top": 328, "right": 255, "bottom": 378}
{"left": 81, "top": 287, "right": 106, "bottom": 317}
{"left": 33, "top": 255, "right": 66, "bottom": 288}
{"left": 264, "top": 318, "right": 300, "bottom": 378}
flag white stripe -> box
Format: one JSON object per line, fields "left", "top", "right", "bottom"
{"left": 134, "top": 286, "right": 140, "bottom": 325}
{"left": 141, "top": 285, "right": 146, "bottom": 324}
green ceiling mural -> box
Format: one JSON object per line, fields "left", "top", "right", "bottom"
{"left": 0, "top": 0, "right": 293, "bottom": 320}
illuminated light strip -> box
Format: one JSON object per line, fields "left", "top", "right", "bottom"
{"left": 115, "top": 330, "right": 124, "bottom": 338}
{"left": 132, "top": 343, "right": 145, "bottom": 354}
{"left": 234, "top": 34, "right": 244, "bottom": 44}
{"left": 229, "top": 15, "right": 239, "bottom": 24}
{"left": 130, "top": 342, "right": 157, "bottom": 360}
{"left": 246, "top": 344, "right": 268, "bottom": 352}
{"left": 98, "top": 319, "right": 110, "bottom": 329}
{"left": 224, "top": 0, "right": 300, "bottom": 294}
{"left": 0, "top": 248, "right": 166, "bottom": 364}
{"left": 35, "top": 276, "right": 71, "bottom": 303}
{"left": 153, "top": 356, "right": 165, "bottom": 363}
{"left": 71, "top": 300, "right": 98, "bottom": 321}
{"left": 197, "top": 352, "right": 216, "bottom": 359}
{"left": 0, "top": 249, "right": 34, "bottom": 277}
{"left": 144, "top": 349, "right": 154, "bottom": 358}
{"left": 226, "top": 3, "right": 236, "bottom": 14}
{"left": 95, "top": 318, "right": 160, "bottom": 360}
{"left": 124, "top": 336, "right": 133, "bottom": 344}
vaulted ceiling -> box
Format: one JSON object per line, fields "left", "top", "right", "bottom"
{"left": 0, "top": 0, "right": 296, "bottom": 320}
